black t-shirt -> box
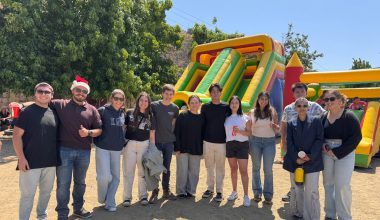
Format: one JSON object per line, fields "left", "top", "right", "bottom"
{"left": 125, "top": 109, "right": 154, "bottom": 142}
{"left": 201, "top": 102, "right": 229, "bottom": 143}
{"left": 14, "top": 104, "right": 59, "bottom": 169}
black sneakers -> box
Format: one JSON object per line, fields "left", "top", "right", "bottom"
{"left": 73, "top": 208, "right": 92, "bottom": 219}
{"left": 214, "top": 193, "right": 223, "bottom": 202}
{"left": 202, "top": 190, "right": 214, "bottom": 198}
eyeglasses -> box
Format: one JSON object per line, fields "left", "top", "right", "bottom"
{"left": 113, "top": 97, "right": 125, "bottom": 102}
{"left": 296, "top": 104, "right": 308, "bottom": 108}
{"left": 323, "top": 97, "right": 336, "bottom": 102}
{"left": 36, "top": 90, "right": 52, "bottom": 95}
{"left": 74, "top": 88, "right": 88, "bottom": 95}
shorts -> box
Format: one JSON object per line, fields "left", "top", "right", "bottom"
{"left": 226, "top": 141, "right": 249, "bottom": 159}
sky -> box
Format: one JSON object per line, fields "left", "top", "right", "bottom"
{"left": 166, "top": 0, "right": 380, "bottom": 71}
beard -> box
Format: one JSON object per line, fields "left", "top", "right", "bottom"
{"left": 73, "top": 94, "right": 86, "bottom": 102}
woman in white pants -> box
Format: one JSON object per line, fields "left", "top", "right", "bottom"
{"left": 94, "top": 89, "right": 126, "bottom": 212}
{"left": 122, "top": 92, "right": 155, "bottom": 206}
{"left": 283, "top": 97, "right": 324, "bottom": 220}
{"left": 321, "top": 90, "right": 362, "bottom": 220}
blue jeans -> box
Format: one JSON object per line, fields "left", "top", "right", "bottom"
{"left": 55, "top": 147, "right": 90, "bottom": 218}
{"left": 95, "top": 147, "right": 121, "bottom": 209}
{"left": 249, "top": 136, "right": 276, "bottom": 200}
{"left": 156, "top": 143, "right": 174, "bottom": 191}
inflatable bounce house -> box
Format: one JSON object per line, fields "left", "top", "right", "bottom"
{"left": 173, "top": 34, "right": 380, "bottom": 168}
{"left": 172, "top": 35, "right": 285, "bottom": 116}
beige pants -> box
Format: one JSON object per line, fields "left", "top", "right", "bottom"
{"left": 203, "top": 141, "right": 226, "bottom": 193}
{"left": 122, "top": 140, "right": 149, "bottom": 200}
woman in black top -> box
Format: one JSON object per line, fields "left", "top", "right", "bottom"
{"left": 94, "top": 89, "right": 126, "bottom": 212}
{"left": 122, "top": 92, "right": 155, "bottom": 207}
{"left": 174, "top": 95, "right": 204, "bottom": 198}
{"left": 321, "top": 90, "right": 362, "bottom": 220}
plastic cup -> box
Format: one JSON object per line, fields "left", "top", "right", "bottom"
{"left": 298, "top": 151, "right": 306, "bottom": 158}
{"left": 11, "top": 106, "right": 20, "bottom": 119}
{"left": 232, "top": 126, "right": 238, "bottom": 136}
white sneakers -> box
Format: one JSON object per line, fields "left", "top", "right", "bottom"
{"left": 243, "top": 195, "right": 251, "bottom": 207}
{"left": 227, "top": 192, "right": 250, "bottom": 207}
{"left": 227, "top": 191, "right": 238, "bottom": 201}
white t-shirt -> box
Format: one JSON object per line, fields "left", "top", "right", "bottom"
{"left": 224, "top": 114, "right": 250, "bottom": 142}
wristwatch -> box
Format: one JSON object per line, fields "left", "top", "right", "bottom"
{"left": 88, "top": 130, "right": 93, "bottom": 137}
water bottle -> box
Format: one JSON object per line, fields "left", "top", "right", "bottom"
{"left": 294, "top": 166, "right": 304, "bottom": 185}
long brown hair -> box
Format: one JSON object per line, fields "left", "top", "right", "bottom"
{"left": 254, "top": 91, "right": 272, "bottom": 121}
{"left": 133, "top": 92, "right": 152, "bottom": 122}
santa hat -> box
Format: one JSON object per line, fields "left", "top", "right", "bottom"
{"left": 71, "top": 75, "right": 90, "bottom": 94}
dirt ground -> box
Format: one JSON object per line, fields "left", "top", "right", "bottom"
{"left": 0, "top": 138, "right": 379, "bottom": 220}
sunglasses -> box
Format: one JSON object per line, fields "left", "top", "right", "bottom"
{"left": 74, "top": 88, "right": 88, "bottom": 95}
{"left": 36, "top": 90, "right": 52, "bottom": 95}
{"left": 323, "top": 97, "right": 336, "bottom": 102}
{"left": 296, "top": 104, "right": 308, "bottom": 108}
{"left": 113, "top": 97, "right": 125, "bottom": 102}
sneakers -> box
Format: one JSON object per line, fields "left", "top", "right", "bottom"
{"left": 263, "top": 198, "right": 273, "bottom": 205}
{"left": 253, "top": 195, "right": 262, "bottom": 202}
{"left": 227, "top": 191, "right": 238, "bottom": 201}
{"left": 149, "top": 188, "right": 159, "bottom": 204}
{"left": 214, "top": 192, "right": 223, "bottom": 202}
{"left": 186, "top": 192, "right": 195, "bottom": 198}
{"left": 104, "top": 206, "right": 116, "bottom": 212}
{"left": 73, "top": 208, "right": 93, "bottom": 219}
{"left": 243, "top": 195, "right": 251, "bottom": 207}
{"left": 122, "top": 199, "right": 131, "bottom": 207}
{"left": 177, "top": 194, "right": 187, "bottom": 199}
{"left": 282, "top": 191, "right": 291, "bottom": 202}
{"left": 202, "top": 190, "right": 214, "bottom": 198}
{"left": 140, "top": 198, "right": 149, "bottom": 206}
{"left": 163, "top": 190, "right": 177, "bottom": 200}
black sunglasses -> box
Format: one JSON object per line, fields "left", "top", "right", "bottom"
{"left": 74, "top": 88, "right": 88, "bottom": 95}
{"left": 36, "top": 90, "right": 52, "bottom": 95}
{"left": 296, "top": 104, "right": 308, "bottom": 108}
{"left": 323, "top": 97, "right": 336, "bottom": 102}
{"left": 113, "top": 97, "right": 125, "bottom": 102}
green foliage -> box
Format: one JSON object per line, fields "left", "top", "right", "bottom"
{"left": 351, "top": 58, "right": 372, "bottom": 70}
{"left": 283, "top": 24, "right": 323, "bottom": 71}
{"left": 0, "top": 0, "right": 183, "bottom": 102}
{"left": 190, "top": 23, "right": 244, "bottom": 48}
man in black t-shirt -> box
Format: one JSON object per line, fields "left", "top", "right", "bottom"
{"left": 201, "top": 83, "right": 229, "bottom": 202}
{"left": 13, "top": 82, "right": 59, "bottom": 220}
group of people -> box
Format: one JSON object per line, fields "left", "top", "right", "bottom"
{"left": 12, "top": 75, "right": 362, "bottom": 220}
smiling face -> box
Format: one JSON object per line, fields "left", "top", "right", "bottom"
{"left": 324, "top": 93, "right": 341, "bottom": 111}
{"left": 295, "top": 99, "right": 309, "bottom": 117}
{"left": 111, "top": 93, "right": 125, "bottom": 110}
{"left": 138, "top": 95, "right": 149, "bottom": 113}
{"left": 35, "top": 85, "right": 53, "bottom": 105}
{"left": 293, "top": 87, "right": 307, "bottom": 99}
{"left": 229, "top": 97, "right": 240, "bottom": 114}
{"left": 210, "top": 86, "right": 221, "bottom": 102}
{"left": 71, "top": 86, "right": 88, "bottom": 103}
{"left": 258, "top": 95, "right": 269, "bottom": 109}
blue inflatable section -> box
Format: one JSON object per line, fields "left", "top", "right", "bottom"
{"left": 270, "top": 78, "right": 284, "bottom": 123}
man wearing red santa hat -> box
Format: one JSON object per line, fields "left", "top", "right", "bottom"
{"left": 13, "top": 75, "right": 103, "bottom": 219}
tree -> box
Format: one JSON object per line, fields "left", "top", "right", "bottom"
{"left": 0, "top": 0, "right": 183, "bottom": 102}
{"left": 283, "top": 24, "right": 323, "bottom": 71}
{"left": 351, "top": 58, "right": 372, "bottom": 70}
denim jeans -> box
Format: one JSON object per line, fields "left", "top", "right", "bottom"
{"left": 19, "top": 167, "right": 56, "bottom": 220}
{"left": 249, "top": 136, "right": 276, "bottom": 200}
{"left": 55, "top": 146, "right": 90, "bottom": 218}
{"left": 95, "top": 147, "right": 121, "bottom": 209}
{"left": 323, "top": 151, "right": 355, "bottom": 220}
{"left": 156, "top": 142, "right": 174, "bottom": 191}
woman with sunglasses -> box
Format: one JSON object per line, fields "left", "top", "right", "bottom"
{"left": 122, "top": 92, "right": 155, "bottom": 207}
{"left": 94, "top": 89, "right": 126, "bottom": 212}
{"left": 174, "top": 95, "right": 204, "bottom": 198}
{"left": 249, "top": 91, "right": 279, "bottom": 204}
{"left": 224, "top": 96, "right": 252, "bottom": 207}
{"left": 321, "top": 90, "right": 362, "bottom": 220}
{"left": 283, "top": 97, "right": 324, "bottom": 220}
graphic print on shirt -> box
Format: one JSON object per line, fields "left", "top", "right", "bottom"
{"left": 111, "top": 116, "right": 125, "bottom": 126}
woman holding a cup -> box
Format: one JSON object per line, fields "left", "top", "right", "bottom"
{"left": 283, "top": 97, "right": 324, "bottom": 220}
{"left": 224, "top": 96, "right": 251, "bottom": 207}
